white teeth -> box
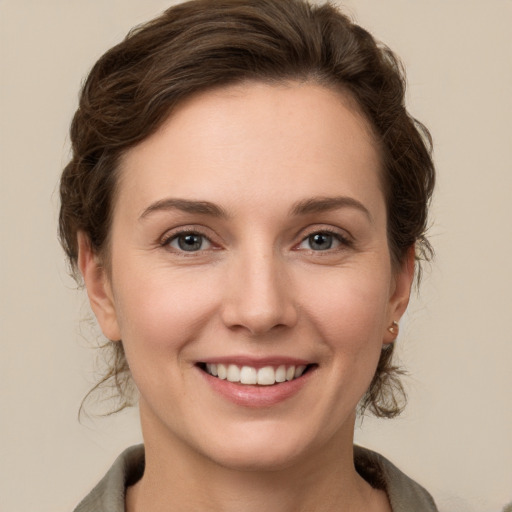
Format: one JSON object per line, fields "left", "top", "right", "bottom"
{"left": 204, "top": 363, "right": 308, "bottom": 385}
{"left": 217, "top": 364, "right": 227, "bottom": 379}
{"left": 226, "top": 364, "right": 240, "bottom": 382}
{"left": 275, "top": 365, "right": 286, "bottom": 383}
{"left": 240, "top": 366, "right": 257, "bottom": 385}
{"left": 257, "top": 366, "right": 276, "bottom": 386}
{"left": 206, "top": 363, "right": 218, "bottom": 376}
{"left": 295, "top": 365, "right": 306, "bottom": 378}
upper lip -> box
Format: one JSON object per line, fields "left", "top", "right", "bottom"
{"left": 197, "top": 356, "right": 313, "bottom": 369}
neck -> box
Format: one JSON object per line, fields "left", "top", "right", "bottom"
{"left": 127, "top": 408, "right": 388, "bottom": 512}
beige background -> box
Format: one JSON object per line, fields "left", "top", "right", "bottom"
{"left": 1, "top": 1, "right": 511, "bottom": 511}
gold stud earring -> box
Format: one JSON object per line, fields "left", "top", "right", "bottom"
{"left": 387, "top": 321, "right": 399, "bottom": 335}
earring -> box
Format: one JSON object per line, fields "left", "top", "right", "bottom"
{"left": 387, "top": 321, "right": 399, "bottom": 335}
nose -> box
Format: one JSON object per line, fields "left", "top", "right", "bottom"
{"left": 220, "top": 248, "right": 298, "bottom": 337}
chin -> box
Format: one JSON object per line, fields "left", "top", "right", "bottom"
{"left": 206, "top": 442, "right": 305, "bottom": 472}
{"left": 195, "top": 421, "right": 330, "bottom": 473}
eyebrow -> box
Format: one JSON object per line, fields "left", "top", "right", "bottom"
{"left": 139, "top": 198, "right": 228, "bottom": 220}
{"left": 290, "top": 196, "right": 373, "bottom": 222}
{"left": 139, "top": 195, "right": 372, "bottom": 222}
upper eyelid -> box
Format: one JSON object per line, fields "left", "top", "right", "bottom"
{"left": 297, "top": 231, "right": 350, "bottom": 247}
{"left": 160, "top": 225, "right": 215, "bottom": 242}
{"left": 301, "top": 227, "right": 349, "bottom": 238}
{"left": 296, "top": 224, "right": 353, "bottom": 242}
{"left": 166, "top": 224, "right": 211, "bottom": 232}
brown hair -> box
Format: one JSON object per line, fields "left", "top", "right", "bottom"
{"left": 59, "top": 0, "right": 435, "bottom": 417}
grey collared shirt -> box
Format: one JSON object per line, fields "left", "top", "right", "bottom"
{"left": 73, "top": 444, "right": 439, "bottom": 512}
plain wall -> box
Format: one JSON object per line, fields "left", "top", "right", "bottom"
{"left": 1, "top": 1, "right": 511, "bottom": 511}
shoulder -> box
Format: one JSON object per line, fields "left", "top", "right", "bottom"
{"left": 354, "top": 445, "right": 439, "bottom": 512}
{"left": 73, "top": 445, "right": 145, "bottom": 512}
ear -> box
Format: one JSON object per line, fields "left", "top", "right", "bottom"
{"left": 77, "top": 232, "right": 121, "bottom": 341}
{"left": 383, "top": 246, "right": 416, "bottom": 345}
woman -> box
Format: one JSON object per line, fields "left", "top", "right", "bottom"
{"left": 59, "top": 0, "right": 437, "bottom": 510}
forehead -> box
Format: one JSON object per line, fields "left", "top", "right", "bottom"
{"left": 117, "top": 81, "right": 384, "bottom": 217}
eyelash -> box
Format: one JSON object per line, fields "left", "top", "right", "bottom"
{"left": 296, "top": 228, "right": 353, "bottom": 252}
{"left": 160, "top": 228, "right": 215, "bottom": 254}
{"left": 159, "top": 227, "right": 353, "bottom": 254}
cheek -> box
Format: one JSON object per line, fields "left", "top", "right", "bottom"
{"left": 112, "top": 266, "right": 220, "bottom": 368}
{"left": 300, "top": 264, "right": 391, "bottom": 357}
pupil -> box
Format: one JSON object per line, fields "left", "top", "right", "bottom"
{"left": 178, "top": 234, "right": 202, "bottom": 251}
{"left": 310, "top": 233, "right": 332, "bottom": 250}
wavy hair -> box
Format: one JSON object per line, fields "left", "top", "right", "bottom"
{"left": 59, "top": 0, "right": 434, "bottom": 417}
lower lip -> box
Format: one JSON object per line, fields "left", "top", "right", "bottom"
{"left": 199, "top": 367, "right": 314, "bottom": 408}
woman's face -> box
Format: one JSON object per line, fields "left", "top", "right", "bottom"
{"left": 81, "top": 82, "right": 413, "bottom": 470}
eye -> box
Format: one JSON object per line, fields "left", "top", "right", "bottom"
{"left": 165, "top": 232, "right": 212, "bottom": 252}
{"left": 297, "top": 231, "right": 348, "bottom": 251}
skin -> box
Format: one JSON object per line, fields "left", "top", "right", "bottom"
{"left": 79, "top": 81, "right": 414, "bottom": 512}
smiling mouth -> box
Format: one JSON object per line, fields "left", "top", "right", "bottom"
{"left": 197, "top": 363, "right": 315, "bottom": 386}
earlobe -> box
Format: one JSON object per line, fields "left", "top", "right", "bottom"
{"left": 384, "top": 246, "right": 416, "bottom": 345}
{"left": 77, "top": 232, "right": 121, "bottom": 341}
